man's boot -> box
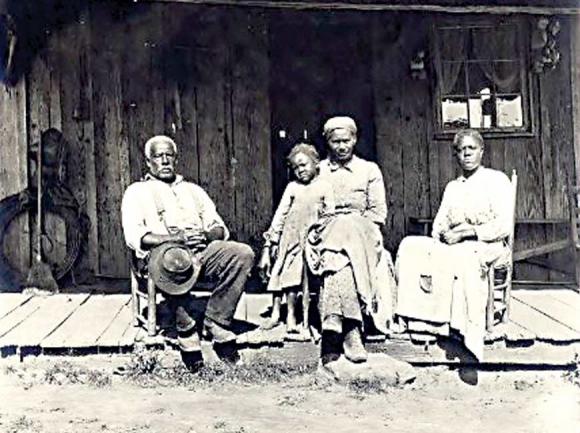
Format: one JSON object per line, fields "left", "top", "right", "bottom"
{"left": 203, "top": 317, "right": 237, "bottom": 343}
{"left": 343, "top": 321, "right": 367, "bottom": 363}
{"left": 320, "top": 314, "right": 343, "bottom": 365}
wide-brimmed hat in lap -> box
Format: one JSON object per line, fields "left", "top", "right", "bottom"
{"left": 148, "top": 243, "right": 201, "bottom": 296}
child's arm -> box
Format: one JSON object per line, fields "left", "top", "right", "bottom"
{"left": 259, "top": 183, "right": 295, "bottom": 280}
{"left": 263, "top": 183, "right": 295, "bottom": 249}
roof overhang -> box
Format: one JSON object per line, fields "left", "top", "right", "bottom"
{"left": 142, "top": 0, "right": 580, "bottom": 15}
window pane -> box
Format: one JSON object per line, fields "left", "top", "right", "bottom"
{"left": 496, "top": 95, "right": 523, "bottom": 127}
{"left": 436, "top": 20, "right": 528, "bottom": 133}
{"left": 442, "top": 97, "right": 469, "bottom": 129}
{"left": 468, "top": 97, "right": 486, "bottom": 128}
{"left": 441, "top": 61, "right": 466, "bottom": 95}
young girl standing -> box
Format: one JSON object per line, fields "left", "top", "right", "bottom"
{"left": 258, "top": 143, "right": 334, "bottom": 336}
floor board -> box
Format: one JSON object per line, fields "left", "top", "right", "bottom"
{"left": 510, "top": 297, "right": 580, "bottom": 342}
{"left": 0, "top": 294, "right": 31, "bottom": 320}
{"left": 0, "top": 294, "right": 90, "bottom": 347}
{"left": 513, "top": 290, "right": 580, "bottom": 333}
{"left": 41, "top": 295, "right": 130, "bottom": 348}
{"left": 0, "top": 297, "right": 44, "bottom": 339}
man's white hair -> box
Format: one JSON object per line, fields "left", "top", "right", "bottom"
{"left": 144, "top": 135, "right": 178, "bottom": 159}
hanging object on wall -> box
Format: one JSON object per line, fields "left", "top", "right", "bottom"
{"left": 0, "top": 128, "right": 90, "bottom": 291}
{"left": 531, "top": 17, "right": 561, "bottom": 74}
{"left": 0, "top": 13, "right": 17, "bottom": 85}
{"left": 410, "top": 50, "right": 427, "bottom": 80}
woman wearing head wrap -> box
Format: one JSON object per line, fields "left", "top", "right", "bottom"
{"left": 305, "top": 116, "right": 397, "bottom": 364}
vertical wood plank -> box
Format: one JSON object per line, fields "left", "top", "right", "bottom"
{"left": 572, "top": 14, "right": 580, "bottom": 188}
{"left": 400, "top": 75, "right": 431, "bottom": 223}
{"left": 0, "top": 81, "right": 28, "bottom": 285}
{"left": 162, "top": 4, "right": 200, "bottom": 182}
{"left": 57, "top": 11, "right": 97, "bottom": 283}
{"left": 229, "top": 8, "right": 272, "bottom": 249}
{"left": 91, "top": 4, "right": 130, "bottom": 278}
{"left": 195, "top": 8, "right": 236, "bottom": 234}
{"left": 372, "top": 12, "right": 406, "bottom": 251}
{"left": 539, "top": 21, "right": 574, "bottom": 220}
{"left": 122, "top": 2, "right": 165, "bottom": 184}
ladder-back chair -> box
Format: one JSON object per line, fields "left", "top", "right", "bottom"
{"left": 485, "top": 170, "right": 517, "bottom": 331}
{"left": 130, "top": 255, "right": 158, "bottom": 337}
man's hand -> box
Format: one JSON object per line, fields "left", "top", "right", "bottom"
{"left": 182, "top": 229, "right": 207, "bottom": 249}
{"left": 141, "top": 231, "right": 187, "bottom": 249}
{"left": 258, "top": 247, "right": 272, "bottom": 283}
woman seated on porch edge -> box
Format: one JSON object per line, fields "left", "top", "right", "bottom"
{"left": 395, "top": 129, "right": 512, "bottom": 360}
{"left": 305, "top": 116, "right": 397, "bottom": 365}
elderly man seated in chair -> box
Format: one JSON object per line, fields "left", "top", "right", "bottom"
{"left": 396, "top": 130, "right": 512, "bottom": 360}
{"left": 121, "top": 135, "right": 254, "bottom": 361}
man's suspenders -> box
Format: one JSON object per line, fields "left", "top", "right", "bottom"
{"left": 146, "top": 180, "right": 204, "bottom": 230}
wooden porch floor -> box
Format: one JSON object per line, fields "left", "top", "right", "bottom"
{"left": 0, "top": 289, "right": 579, "bottom": 365}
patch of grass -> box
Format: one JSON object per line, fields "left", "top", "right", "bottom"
{"left": 6, "top": 415, "right": 40, "bottom": 433}
{"left": 123, "top": 349, "right": 318, "bottom": 389}
{"left": 564, "top": 354, "right": 580, "bottom": 387}
{"left": 3, "top": 365, "right": 18, "bottom": 375}
{"left": 43, "top": 361, "right": 111, "bottom": 387}
{"left": 347, "top": 377, "right": 390, "bottom": 397}
{"left": 213, "top": 420, "right": 250, "bottom": 433}
{"left": 513, "top": 379, "right": 537, "bottom": 391}
{"left": 276, "top": 392, "right": 307, "bottom": 407}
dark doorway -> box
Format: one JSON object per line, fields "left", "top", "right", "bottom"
{"left": 269, "top": 11, "right": 376, "bottom": 204}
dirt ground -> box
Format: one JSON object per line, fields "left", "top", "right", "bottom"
{"left": 0, "top": 350, "right": 579, "bottom": 433}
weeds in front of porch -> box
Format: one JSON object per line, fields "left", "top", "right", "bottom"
{"left": 563, "top": 353, "right": 580, "bottom": 387}
{"left": 6, "top": 415, "right": 40, "bottom": 433}
{"left": 122, "top": 349, "right": 317, "bottom": 388}
{"left": 43, "top": 361, "right": 111, "bottom": 387}
{"left": 4, "top": 362, "right": 110, "bottom": 388}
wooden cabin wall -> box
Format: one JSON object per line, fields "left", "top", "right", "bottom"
{"left": 0, "top": 5, "right": 575, "bottom": 285}
{"left": 372, "top": 12, "right": 576, "bottom": 280}
{"left": 0, "top": 3, "right": 272, "bottom": 282}
{"left": 87, "top": 3, "right": 272, "bottom": 278}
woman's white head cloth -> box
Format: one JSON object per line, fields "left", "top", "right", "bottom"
{"left": 323, "top": 116, "right": 357, "bottom": 138}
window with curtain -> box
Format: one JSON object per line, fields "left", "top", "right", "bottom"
{"left": 434, "top": 19, "right": 532, "bottom": 134}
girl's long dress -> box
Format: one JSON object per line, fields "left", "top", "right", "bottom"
{"left": 265, "top": 178, "right": 333, "bottom": 292}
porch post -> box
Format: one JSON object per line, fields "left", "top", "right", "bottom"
{"left": 0, "top": 80, "right": 29, "bottom": 275}
{"left": 572, "top": 13, "right": 580, "bottom": 185}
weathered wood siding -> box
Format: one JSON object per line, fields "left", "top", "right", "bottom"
{"left": 0, "top": 3, "right": 272, "bottom": 281}
{"left": 372, "top": 13, "right": 576, "bottom": 268}
{"left": 0, "top": 5, "right": 575, "bottom": 285}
